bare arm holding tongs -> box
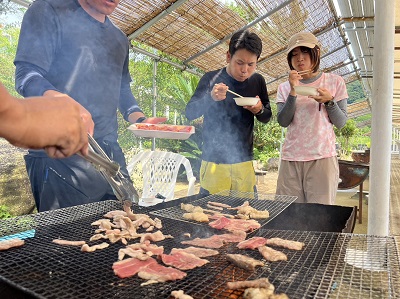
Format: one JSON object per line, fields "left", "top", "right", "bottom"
{"left": 78, "top": 134, "right": 139, "bottom": 205}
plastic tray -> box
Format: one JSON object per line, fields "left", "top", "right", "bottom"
{"left": 128, "top": 124, "right": 195, "bottom": 140}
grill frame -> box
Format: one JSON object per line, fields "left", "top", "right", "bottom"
{"left": 0, "top": 199, "right": 398, "bottom": 299}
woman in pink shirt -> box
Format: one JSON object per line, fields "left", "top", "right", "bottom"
{"left": 275, "top": 32, "right": 348, "bottom": 204}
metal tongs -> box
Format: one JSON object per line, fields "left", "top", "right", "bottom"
{"left": 78, "top": 134, "right": 140, "bottom": 205}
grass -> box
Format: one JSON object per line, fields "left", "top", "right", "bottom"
{"left": 0, "top": 138, "right": 36, "bottom": 218}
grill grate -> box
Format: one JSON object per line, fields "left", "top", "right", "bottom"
{"left": 150, "top": 190, "right": 297, "bottom": 228}
{"left": 0, "top": 200, "right": 399, "bottom": 298}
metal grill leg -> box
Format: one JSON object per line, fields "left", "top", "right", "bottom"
{"left": 358, "top": 182, "right": 363, "bottom": 224}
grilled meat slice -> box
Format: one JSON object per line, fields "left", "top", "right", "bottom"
{"left": 181, "top": 203, "right": 203, "bottom": 213}
{"left": 207, "top": 201, "right": 232, "bottom": 208}
{"left": 127, "top": 240, "right": 164, "bottom": 256}
{"left": 226, "top": 253, "right": 264, "bottom": 271}
{"left": 113, "top": 257, "right": 158, "bottom": 278}
{"left": 181, "top": 230, "right": 246, "bottom": 249}
{"left": 171, "top": 246, "right": 219, "bottom": 258}
{"left": 183, "top": 211, "right": 209, "bottom": 223}
{"left": 52, "top": 239, "right": 86, "bottom": 246}
{"left": 237, "top": 206, "right": 270, "bottom": 219}
{"left": 266, "top": 237, "right": 305, "bottom": 250}
{"left": 243, "top": 286, "right": 275, "bottom": 299}
{"left": 171, "top": 290, "right": 194, "bottom": 299}
{"left": 237, "top": 237, "right": 267, "bottom": 250}
{"left": 0, "top": 238, "right": 25, "bottom": 251}
{"left": 140, "top": 230, "right": 173, "bottom": 243}
{"left": 209, "top": 216, "right": 260, "bottom": 232}
{"left": 161, "top": 251, "right": 209, "bottom": 270}
{"left": 258, "top": 246, "right": 287, "bottom": 262}
{"left": 206, "top": 204, "right": 223, "bottom": 211}
{"left": 81, "top": 242, "right": 109, "bottom": 252}
{"left": 137, "top": 262, "right": 187, "bottom": 283}
{"left": 227, "top": 278, "right": 272, "bottom": 290}
{"left": 181, "top": 236, "right": 224, "bottom": 249}
{"left": 118, "top": 248, "right": 152, "bottom": 261}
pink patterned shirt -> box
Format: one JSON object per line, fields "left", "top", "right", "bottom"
{"left": 276, "top": 72, "right": 348, "bottom": 161}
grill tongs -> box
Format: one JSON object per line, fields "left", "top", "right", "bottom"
{"left": 78, "top": 134, "right": 139, "bottom": 206}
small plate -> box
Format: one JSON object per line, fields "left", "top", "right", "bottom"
{"left": 234, "top": 97, "right": 259, "bottom": 106}
{"left": 294, "top": 86, "right": 319, "bottom": 96}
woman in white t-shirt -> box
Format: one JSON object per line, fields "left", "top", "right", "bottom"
{"left": 275, "top": 32, "right": 348, "bottom": 205}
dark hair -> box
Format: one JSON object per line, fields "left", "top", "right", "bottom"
{"left": 287, "top": 45, "right": 320, "bottom": 72}
{"left": 228, "top": 30, "right": 262, "bottom": 59}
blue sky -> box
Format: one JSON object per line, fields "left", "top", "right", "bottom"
{"left": 0, "top": 3, "right": 24, "bottom": 26}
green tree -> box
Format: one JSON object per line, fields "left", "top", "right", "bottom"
{"left": 0, "top": 24, "right": 20, "bottom": 96}
{"left": 335, "top": 119, "right": 358, "bottom": 154}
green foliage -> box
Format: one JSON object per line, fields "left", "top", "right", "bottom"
{"left": 335, "top": 119, "right": 360, "bottom": 154}
{"left": 346, "top": 80, "right": 366, "bottom": 104}
{"left": 0, "top": 24, "right": 20, "bottom": 97}
{"left": 0, "top": 205, "right": 12, "bottom": 219}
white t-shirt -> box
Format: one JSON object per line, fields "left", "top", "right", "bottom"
{"left": 276, "top": 72, "right": 348, "bottom": 161}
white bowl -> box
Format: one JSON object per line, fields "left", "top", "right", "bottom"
{"left": 294, "top": 86, "right": 319, "bottom": 96}
{"left": 234, "top": 97, "right": 259, "bottom": 106}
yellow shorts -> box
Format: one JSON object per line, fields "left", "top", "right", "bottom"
{"left": 200, "top": 160, "right": 256, "bottom": 194}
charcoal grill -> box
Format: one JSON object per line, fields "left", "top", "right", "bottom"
{"left": 0, "top": 199, "right": 399, "bottom": 299}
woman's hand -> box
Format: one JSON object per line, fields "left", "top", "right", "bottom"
{"left": 288, "top": 70, "right": 302, "bottom": 96}
{"left": 309, "top": 87, "right": 333, "bottom": 104}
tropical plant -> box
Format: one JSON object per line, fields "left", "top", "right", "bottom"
{"left": 335, "top": 119, "right": 358, "bottom": 155}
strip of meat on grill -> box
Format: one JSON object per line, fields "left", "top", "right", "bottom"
{"left": 0, "top": 238, "right": 25, "bottom": 251}
{"left": 226, "top": 253, "right": 264, "bottom": 271}
{"left": 52, "top": 239, "right": 86, "bottom": 246}
{"left": 161, "top": 251, "right": 209, "bottom": 270}
{"left": 237, "top": 206, "right": 270, "bottom": 219}
{"left": 181, "top": 230, "right": 246, "bottom": 249}
{"left": 137, "top": 262, "right": 187, "bottom": 285}
{"left": 171, "top": 246, "right": 219, "bottom": 258}
{"left": 183, "top": 211, "right": 209, "bottom": 223}
{"left": 207, "top": 201, "right": 232, "bottom": 209}
{"left": 237, "top": 237, "right": 267, "bottom": 249}
{"left": 209, "top": 215, "right": 261, "bottom": 232}
{"left": 266, "top": 237, "right": 305, "bottom": 250}
{"left": 258, "top": 246, "right": 287, "bottom": 262}
{"left": 227, "top": 277, "right": 272, "bottom": 290}
{"left": 81, "top": 242, "right": 109, "bottom": 252}
{"left": 113, "top": 256, "right": 158, "bottom": 278}
{"left": 171, "top": 290, "right": 194, "bottom": 299}
{"left": 227, "top": 278, "right": 289, "bottom": 299}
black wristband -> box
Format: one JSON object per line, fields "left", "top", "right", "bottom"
{"left": 324, "top": 100, "right": 335, "bottom": 107}
{"left": 136, "top": 117, "right": 147, "bottom": 123}
{"left": 256, "top": 107, "right": 264, "bottom": 115}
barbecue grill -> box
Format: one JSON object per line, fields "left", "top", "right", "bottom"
{"left": 0, "top": 197, "right": 399, "bottom": 299}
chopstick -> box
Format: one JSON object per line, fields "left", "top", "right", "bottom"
{"left": 297, "top": 69, "right": 312, "bottom": 75}
{"left": 226, "top": 89, "right": 243, "bottom": 98}
{"left": 287, "top": 69, "right": 312, "bottom": 75}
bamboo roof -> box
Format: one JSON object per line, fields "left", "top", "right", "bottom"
{"left": 109, "top": 0, "right": 373, "bottom": 118}
{"left": 13, "top": 0, "right": 400, "bottom": 121}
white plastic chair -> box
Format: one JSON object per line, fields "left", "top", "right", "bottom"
{"left": 127, "top": 150, "right": 196, "bottom": 206}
